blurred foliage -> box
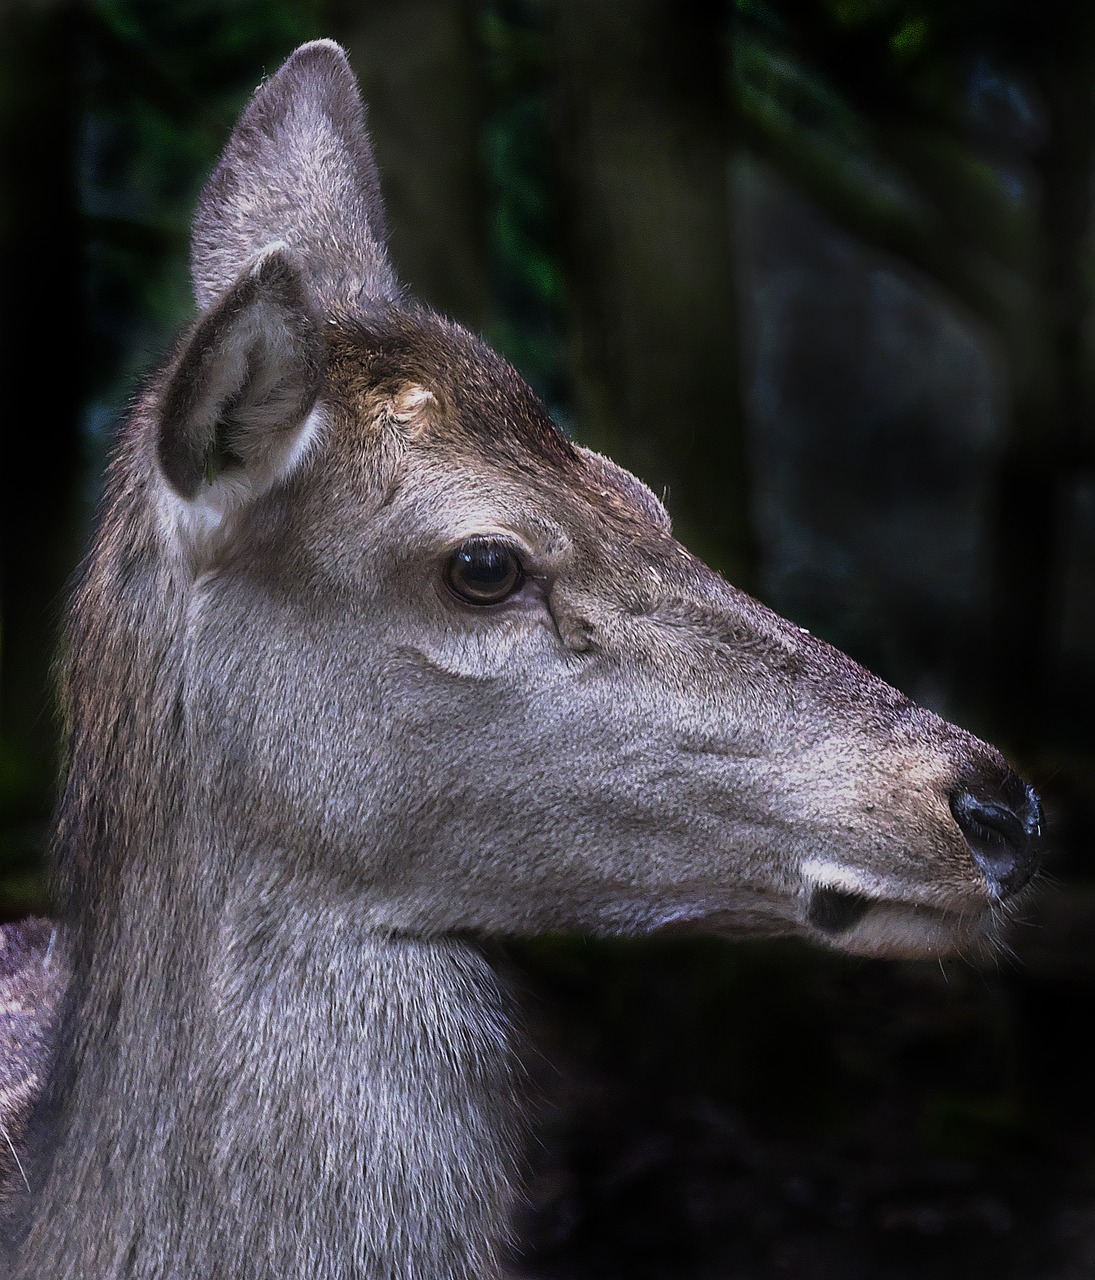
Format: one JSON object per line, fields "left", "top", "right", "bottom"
{"left": 732, "top": 2, "right": 1040, "bottom": 325}
{"left": 479, "top": 1, "right": 570, "bottom": 421}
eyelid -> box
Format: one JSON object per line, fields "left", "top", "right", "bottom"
{"left": 444, "top": 532, "right": 536, "bottom": 575}
{"left": 445, "top": 529, "right": 526, "bottom": 554}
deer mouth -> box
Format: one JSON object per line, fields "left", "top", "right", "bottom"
{"left": 805, "top": 885, "right": 872, "bottom": 934}
{"left": 802, "top": 882, "right": 993, "bottom": 959}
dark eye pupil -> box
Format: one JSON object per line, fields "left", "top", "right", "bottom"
{"left": 446, "top": 540, "right": 522, "bottom": 604}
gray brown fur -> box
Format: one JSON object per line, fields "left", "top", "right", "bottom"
{"left": 0, "top": 922, "right": 63, "bottom": 1197}
{"left": 190, "top": 41, "right": 396, "bottom": 310}
{"left": 1, "top": 40, "right": 1037, "bottom": 1279}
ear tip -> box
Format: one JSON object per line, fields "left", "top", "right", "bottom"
{"left": 247, "top": 242, "right": 313, "bottom": 303}
{"left": 192, "top": 242, "right": 301, "bottom": 313}
{"left": 250, "top": 240, "right": 295, "bottom": 271}
{"left": 238, "top": 39, "right": 364, "bottom": 152}
{"left": 266, "top": 39, "right": 356, "bottom": 93}
{"left": 294, "top": 38, "right": 350, "bottom": 58}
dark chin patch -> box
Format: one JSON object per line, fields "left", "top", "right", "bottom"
{"left": 807, "top": 886, "right": 872, "bottom": 934}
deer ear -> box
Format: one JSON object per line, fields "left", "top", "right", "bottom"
{"left": 191, "top": 39, "right": 397, "bottom": 313}
{"left": 157, "top": 245, "right": 324, "bottom": 508}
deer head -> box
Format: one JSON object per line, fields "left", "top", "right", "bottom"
{"left": 52, "top": 39, "right": 1038, "bottom": 969}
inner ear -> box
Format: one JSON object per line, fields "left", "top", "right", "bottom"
{"left": 158, "top": 246, "right": 324, "bottom": 501}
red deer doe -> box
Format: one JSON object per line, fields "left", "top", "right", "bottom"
{"left": 0, "top": 39, "right": 1041, "bottom": 1280}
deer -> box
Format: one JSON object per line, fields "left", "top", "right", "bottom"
{"left": 0, "top": 39, "right": 1042, "bottom": 1280}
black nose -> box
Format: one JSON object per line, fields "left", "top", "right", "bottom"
{"left": 949, "top": 773, "right": 1042, "bottom": 898}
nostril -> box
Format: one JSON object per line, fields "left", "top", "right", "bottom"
{"left": 950, "top": 777, "right": 1041, "bottom": 898}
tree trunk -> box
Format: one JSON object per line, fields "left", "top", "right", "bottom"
{"left": 332, "top": 0, "right": 491, "bottom": 332}
{"left": 544, "top": 0, "right": 754, "bottom": 585}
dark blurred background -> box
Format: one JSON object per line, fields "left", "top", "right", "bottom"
{"left": 2, "top": 1, "right": 1094, "bottom": 1276}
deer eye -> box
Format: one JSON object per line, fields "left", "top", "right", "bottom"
{"left": 445, "top": 539, "right": 524, "bottom": 605}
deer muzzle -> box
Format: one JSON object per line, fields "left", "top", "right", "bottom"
{"left": 799, "top": 754, "right": 1043, "bottom": 957}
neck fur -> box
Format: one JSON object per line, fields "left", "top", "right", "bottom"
{"left": 15, "top": 857, "right": 522, "bottom": 1280}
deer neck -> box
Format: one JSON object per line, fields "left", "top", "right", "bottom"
{"left": 20, "top": 841, "right": 522, "bottom": 1280}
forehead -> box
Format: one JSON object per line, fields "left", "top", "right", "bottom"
{"left": 330, "top": 308, "right": 571, "bottom": 462}
{"left": 326, "top": 309, "right": 672, "bottom": 544}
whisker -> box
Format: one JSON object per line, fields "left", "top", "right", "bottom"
{"left": 1, "top": 1119, "right": 31, "bottom": 1195}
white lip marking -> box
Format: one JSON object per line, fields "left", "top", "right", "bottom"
{"left": 801, "top": 859, "right": 886, "bottom": 899}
